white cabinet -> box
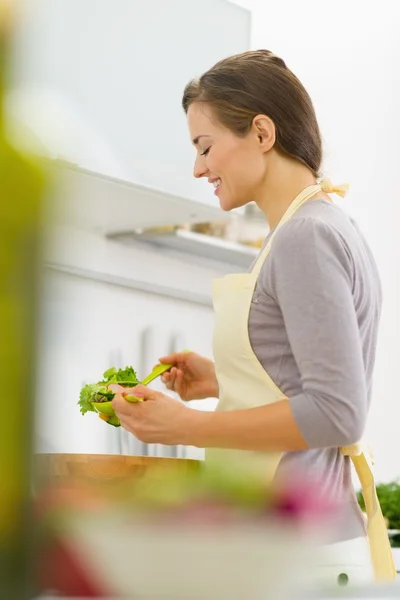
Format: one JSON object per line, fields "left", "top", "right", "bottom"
{"left": 44, "top": 160, "right": 260, "bottom": 268}
{"left": 8, "top": 1, "right": 257, "bottom": 273}
{"left": 37, "top": 225, "right": 221, "bottom": 458}
{"left": 10, "top": 0, "right": 251, "bottom": 206}
{"left": 36, "top": 265, "right": 218, "bottom": 458}
{"left": 46, "top": 160, "right": 229, "bottom": 234}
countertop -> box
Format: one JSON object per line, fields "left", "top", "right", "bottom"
{"left": 37, "top": 582, "right": 400, "bottom": 600}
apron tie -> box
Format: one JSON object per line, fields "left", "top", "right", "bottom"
{"left": 320, "top": 178, "right": 350, "bottom": 198}
{"left": 341, "top": 442, "right": 396, "bottom": 581}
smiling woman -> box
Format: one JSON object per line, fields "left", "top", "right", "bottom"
{"left": 183, "top": 50, "right": 322, "bottom": 217}
{"left": 115, "top": 49, "right": 396, "bottom": 587}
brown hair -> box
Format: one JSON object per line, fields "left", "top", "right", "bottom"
{"left": 182, "top": 50, "right": 322, "bottom": 177}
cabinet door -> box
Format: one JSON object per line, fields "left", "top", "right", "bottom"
{"left": 35, "top": 269, "right": 217, "bottom": 456}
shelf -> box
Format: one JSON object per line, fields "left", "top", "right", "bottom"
{"left": 111, "top": 228, "right": 260, "bottom": 269}
{"left": 44, "top": 160, "right": 264, "bottom": 270}
{"left": 45, "top": 160, "right": 228, "bottom": 235}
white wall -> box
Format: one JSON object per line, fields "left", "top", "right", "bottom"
{"left": 232, "top": 0, "right": 400, "bottom": 483}
{"left": 10, "top": 0, "right": 250, "bottom": 204}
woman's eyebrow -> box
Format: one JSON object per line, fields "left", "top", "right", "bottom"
{"left": 192, "top": 134, "right": 211, "bottom": 145}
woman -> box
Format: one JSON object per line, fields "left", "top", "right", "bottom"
{"left": 111, "top": 50, "right": 395, "bottom": 586}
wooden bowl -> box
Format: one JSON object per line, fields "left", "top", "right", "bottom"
{"left": 34, "top": 453, "right": 200, "bottom": 487}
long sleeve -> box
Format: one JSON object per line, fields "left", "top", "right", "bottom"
{"left": 269, "top": 216, "right": 368, "bottom": 448}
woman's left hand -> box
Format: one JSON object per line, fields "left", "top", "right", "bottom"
{"left": 110, "top": 384, "right": 196, "bottom": 445}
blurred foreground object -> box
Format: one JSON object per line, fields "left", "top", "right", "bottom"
{"left": 34, "top": 455, "right": 337, "bottom": 599}
{"left": 0, "top": 2, "right": 48, "bottom": 598}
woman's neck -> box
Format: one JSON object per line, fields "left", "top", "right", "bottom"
{"left": 254, "top": 153, "right": 328, "bottom": 230}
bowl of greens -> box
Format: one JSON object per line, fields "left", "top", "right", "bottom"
{"left": 78, "top": 363, "right": 171, "bottom": 427}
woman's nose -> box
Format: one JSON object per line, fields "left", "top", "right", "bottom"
{"left": 193, "top": 156, "right": 208, "bottom": 179}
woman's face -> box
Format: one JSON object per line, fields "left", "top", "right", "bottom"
{"left": 187, "top": 103, "right": 268, "bottom": 211}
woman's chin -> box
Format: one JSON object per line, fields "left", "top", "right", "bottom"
{"left": 218, "top": 193, "right": 235, "bottom": 212}
{"left": 219, "top": 196, "right": 241, "bottom": 212}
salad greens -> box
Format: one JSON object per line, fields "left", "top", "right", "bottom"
{"left": 78, "top": 366, "right": 140, "bottom": 416}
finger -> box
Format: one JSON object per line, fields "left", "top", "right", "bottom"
{"left": 112, "top": 392, "right": 132, "bottom": 415}
{"left": 161, "top": 367, "right": 174, "bottom": 382}
{"left": 125, "top": 384, "right": 152, "bottom": 399}
{"left": 161, "top": 371, "right": 171, "bottom": 383}
{"left": 174, "top": 369, "right": 184, "bottom": 394}
{"left": 108, "top": 383, "right": 126, "bottom": 393}
{"left": 158, "top": 351, "right": 191, "bottom": 365}
{"left": 118, "top": 385, "right": 142, "bottom": 394}
{"left": 163, "top": 368, "right": 177, "bottom": 390}
{"left": 158, "top": 353, "right": 179, "bottom": 365}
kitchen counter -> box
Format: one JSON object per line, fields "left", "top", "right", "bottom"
{"left": 307, "top": 580, "right": 400, "bottom": 599}
{"left": 37, "top": 582, "right": 400, "bottom": 600}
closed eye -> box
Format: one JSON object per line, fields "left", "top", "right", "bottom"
{"left": 200, "top": 147, "right": 211, "bottom": 156}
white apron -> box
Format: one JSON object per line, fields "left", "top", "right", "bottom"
{"left": 206, "top": 181, "right": 396, "bottom": 585}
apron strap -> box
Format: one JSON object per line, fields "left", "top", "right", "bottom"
{"left": 251, "top": 179, "right": 349, "bottom": 278}
{"left": 341, "top": 443, "right": 397, "bottom": 581}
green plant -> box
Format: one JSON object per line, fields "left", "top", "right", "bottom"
{"left": 357, "top": 480, "right": 400, "bottom": 546}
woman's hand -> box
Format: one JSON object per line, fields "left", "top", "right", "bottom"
{"left": 110, "top": 384, "right": 203, "bottom": 445}
{"left": 157, "top": 351, "right": 219, "bottom": 401}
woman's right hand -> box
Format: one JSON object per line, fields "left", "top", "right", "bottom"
{"left": 157, "top": 351, "right": 219, "bottom": 401}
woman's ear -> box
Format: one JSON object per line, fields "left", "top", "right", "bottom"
{"left": 252, "top": 114, "right": 276, "bottom": 152}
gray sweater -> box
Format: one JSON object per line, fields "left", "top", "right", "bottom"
{"left": 248, "top": 199, "right": 382, "bottom": 542}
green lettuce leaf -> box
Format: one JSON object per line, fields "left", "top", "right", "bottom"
{"left": 78, "top": 366, "right": 140, "bottom": 416}
{"left": 78, "top": 383, "right": 113, "bottom": 415}
{"left": 102, "top": 366, "right": 139, "bottom": 386}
